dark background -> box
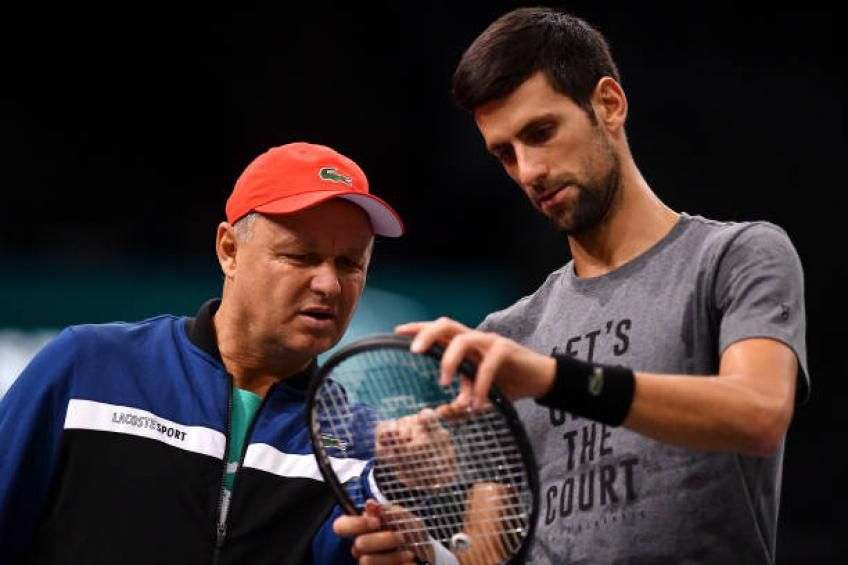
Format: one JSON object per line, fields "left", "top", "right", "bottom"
{"left": 1, "top": 2, "right": 842, "bottom": 562}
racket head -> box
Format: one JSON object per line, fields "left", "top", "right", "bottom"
{"left": 307, "top": 333, "right": 539, "bottom": 563}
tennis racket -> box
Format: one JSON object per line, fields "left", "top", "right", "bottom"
{"left": 307, "top": 333, "right": 538, "bottom": 564}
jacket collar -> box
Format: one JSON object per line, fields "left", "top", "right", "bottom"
{"left": 184, "top": 298, "right": 316, "bottom": 390}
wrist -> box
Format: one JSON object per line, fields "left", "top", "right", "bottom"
{"left": 536, "top": 355, "right": 635, "bottom": 426}
{"left": 531, "top": 355, "right": 558, "bottom": 400}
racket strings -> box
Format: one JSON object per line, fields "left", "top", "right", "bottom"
{"left": 312, "top": 347, "right": 532, "bottom": 564}
{"left": 380, "top": 497, "right": 530, "bottom": 525}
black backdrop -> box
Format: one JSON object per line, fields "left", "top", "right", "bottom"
{"left": 2, "top": 2, "right": 842, "bottom": 562}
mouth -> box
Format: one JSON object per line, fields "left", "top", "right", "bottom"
{"left": 300, "top": 308, "right": 336, "bottom": 322}
{"left": 536, "top": 184, "right": 571, "bottom": 209}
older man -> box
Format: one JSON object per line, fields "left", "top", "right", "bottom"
{"left": 0, "top": 142, "right": 403, "bottom": 564}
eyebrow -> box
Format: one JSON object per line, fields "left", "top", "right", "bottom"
{"left": 487, "top": 112, "right": 559, "bottom": 155}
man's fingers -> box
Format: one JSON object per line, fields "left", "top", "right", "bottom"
{"left": 439, "top": 331, "right": 493, "bottom": 388}
{"left": 333, "top": 513, "right": 381, "bottom": 537}
{"left": 378, "top": 419, "right": 413, "bottom": 447}
{"left": 375, "top": 420, "right": 396, "bottom": 442}
{"left": 357, "top": 549, "right": 417, "bottom": 565}
{"left": 335, "top": 501, "right": 417, "bottom": 564}
{"left": 351, "top": 529, "right": 414, "bottom": 564}
{"left": 453, "top": 385, "right": 474, "bottom": 412}
{"left": 364, "top": 498, "right": 382, "bottom": 515}
{"left": 375, "top": 421, "right": 399, "bottom": 460}
{"left": 435, "top": 401, "right": 469, "bottom": 421}
{"left": 473, "top": 338, "right": 508, "bottom": 405}
{"left": 407, "top": 317, "right": 470, "bottom": 354}
{"left": 334, "top": 499, "right": 385, "bottom": 538}
{"left": 351, "top": 529, "right": 406, "bottom": 554}
{"left": 394, "top": 321, "right": 426, "bottom": 336}
{"left": 417, "top": 408, "right": 438, "bottom": 432}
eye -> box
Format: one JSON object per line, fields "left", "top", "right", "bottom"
{"left": 282, "top": 253, "right": 317, "bottom": 265}
{"left": 492, "top": 146, "right": 515, "bottom": 165}
{"left": 525, "top": 124, "right": 553, "bottom": 145}
{"left": 337, "top": 256, "right": 366, "bottom": 272}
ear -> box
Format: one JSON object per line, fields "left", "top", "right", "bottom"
{"left": 216, "top": 222, "right": 238, "bottom": 279}
{"left": 591, "top": 77, "right": 627, "bottom": 133}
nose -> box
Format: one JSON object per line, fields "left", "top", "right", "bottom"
{"left": 514, "top": 145, "right": 548, "bottom": 190}
{"left": 310, "top": 261, "right": 342, "bottom": 299}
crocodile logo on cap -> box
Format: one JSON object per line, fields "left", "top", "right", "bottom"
{"left": 319, "top": 167, "right": 353, "bottom": 186}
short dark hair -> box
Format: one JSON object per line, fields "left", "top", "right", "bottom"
{"left": 452, "top": 7, "right": 620, "bottom": 116}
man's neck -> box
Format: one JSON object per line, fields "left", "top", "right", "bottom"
{"left": 212, "top": 303, "right": 312, "bottom": 397}
{"left": 223, "top": 359, "right": 310, "bottom": 398}
{"left": 567, "top": 164, "right": 679, "bottom": 278}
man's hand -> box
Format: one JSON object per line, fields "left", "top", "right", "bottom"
{"left": 375, "top": 408, "right": 458, "bottom": 491}
{"left": 396, "top": 318, "right": 556, "bottom": 409}
{"left": 454, "top": 482, "right": 512, "bottom": 565}
{"left": 333, "top": 499, "right": 435, "bottom": 565}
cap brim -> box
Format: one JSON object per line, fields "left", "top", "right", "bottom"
{"left": 253, "top": 190, "right": 404, "bottom": 238}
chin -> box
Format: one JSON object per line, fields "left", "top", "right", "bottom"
{"left": 547, "top": 212, "right": 576, "bottom": 233}
{"left": 294, "top": 334, "right": 341, "bottom": 358}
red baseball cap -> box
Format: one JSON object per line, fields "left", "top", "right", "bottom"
{"left": 225, "top": 142, "right": 404, "bottom": 237}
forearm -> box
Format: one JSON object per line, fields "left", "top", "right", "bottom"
{"left": 539, "top": 339, "right": 797, "bottom": 456}
{"left": 399, "top": 321, "right": 799, "bottom": 458}
{"left": 624, "top": 371, "right": 794, "bottom": 456}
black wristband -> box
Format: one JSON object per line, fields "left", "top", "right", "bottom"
{"left": 536, "top": 355, "right": 635, "bottom": 426}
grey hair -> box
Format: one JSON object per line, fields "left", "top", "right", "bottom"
{"left": 232, "top": 211, "right": 377, "bottom": 258}
{"left": 233, "top": 212, "right": 259, "bottom": 242}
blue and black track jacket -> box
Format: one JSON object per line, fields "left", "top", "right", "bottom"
{"left": 0, "top": 299, "right": 370, "bottom": 564}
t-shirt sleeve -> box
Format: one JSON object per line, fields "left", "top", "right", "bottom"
{"left": 713, "top": 223, "right": 809, "bottom": 402}
{"left": 476, "top": 316, "right": 495, "bottom": 332}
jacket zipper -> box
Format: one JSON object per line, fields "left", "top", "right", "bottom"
{"left": 213, "top": 381, "right": 233, "bottom": 562}
{"left": 213, "top": 381, "right": 273, "bottom": 561}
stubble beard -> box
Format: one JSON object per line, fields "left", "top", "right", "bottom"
{"left": 546, "top": 131, "right": 622, "bottom": 235}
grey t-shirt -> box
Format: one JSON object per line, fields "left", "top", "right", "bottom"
{"left": 478, "top": 213, "right": 807, "bottom": 565}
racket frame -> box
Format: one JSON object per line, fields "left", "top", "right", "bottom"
{"left": 306, "top": 333, "right": 539, "bottom": 561}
